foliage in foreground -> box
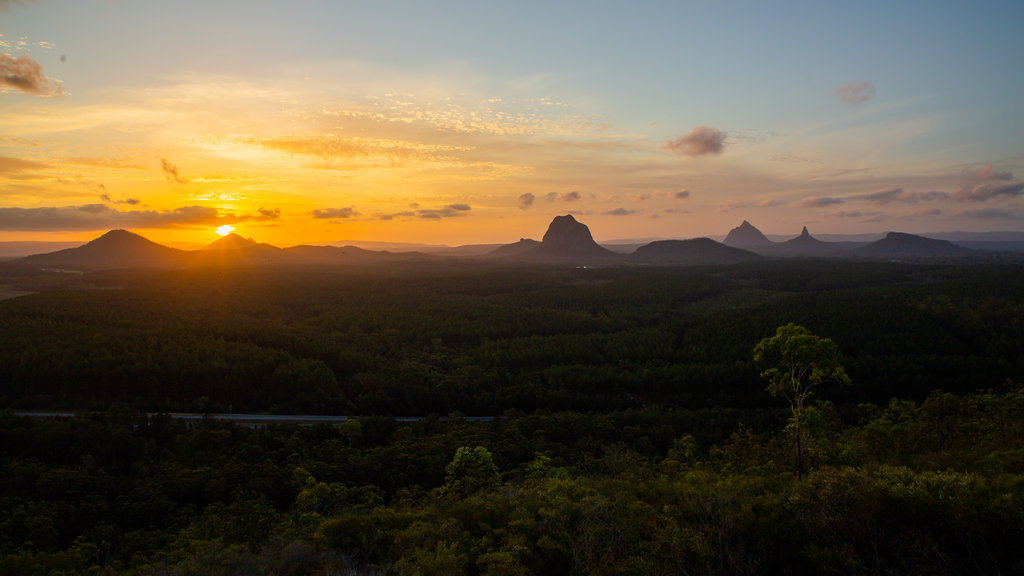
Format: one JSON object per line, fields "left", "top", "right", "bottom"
{"left": 2, "top": 384, "right": 1023, "bottom": 575}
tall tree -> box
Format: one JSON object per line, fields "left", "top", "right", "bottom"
{"left": 754, "top": 323, "right": 849, "bottom": 478}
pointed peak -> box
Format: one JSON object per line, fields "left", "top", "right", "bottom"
{"left": 204, "top": 233, "right": 258, "bottom": 250}
{"left": 723, "top": 220, "right": 773, "bottom": 248}
{"left": 800, "top": 226, "right": 810, "bottom": 237}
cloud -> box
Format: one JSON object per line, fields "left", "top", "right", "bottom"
{"left": 664, "top": 208, "right": 691, "bottom": 214}
{"left": 952, "top": 182, "right": 1024, "bottom": 202}
{"left": 801, "top": 196, "right": 844, "bottom": 208}
{"left": 0, "top": 53, "right": 64, "bottom": 96}
{"left": 851, "top": 188, "right": 949, "bottom": 205}
{"left": 312, "top": 207, "right": 358, "bottom": 219}
{"left": 954, "top": 208, "right": 1021, "bottom": 220}
{"left": 545, "top": 191, "right": 581, "bottom": 202}
{"left": 664, "top": 126, "right": 726, "bottom": 156}
{"left": 0, "top": 204, "right": 227, "bottom": 230}
{"left": 517, "top": 193, "right": 535, "bottom": 210}
{"left": 100, "top": 194, "right": 141, "bottom": 205}
{"left": 673, "top": 190, "right": 690, "bottom": 200}
{"left": 160, "top": 158, "right": 188, "bottom": 184}
{"left": 836, "top": 81, "right": 875, "bottom": 105}
{"left": 633, "top": 193, "right": 652, "bottom": 201}
{"left": 964, "top": 163, "right": 1014, "bottom": 181}
{"left": 380, "top": 203, "right": 471, "bottom": 220}
{"left": 603, "top": 208, "right": 634, "bottom": 216}
{"left": 256, "top": 207, "right": 281, "bottom": 220}
{"left": 760, "top": 199, "right": 785, "bottom": 207}
{"left": 0, "top": 155, "right": 49, "bottom": 175}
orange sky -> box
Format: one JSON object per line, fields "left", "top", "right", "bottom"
{"left": 2, "top": 1, "right": 1023, "bottom": 248}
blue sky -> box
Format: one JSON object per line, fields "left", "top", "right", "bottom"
{"left": 2, "top": 0, "right": 1022, "bottom": 246}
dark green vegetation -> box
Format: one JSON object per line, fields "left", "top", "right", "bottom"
{"left": 2, "top": 260, "right": 1024, "bottom": 574}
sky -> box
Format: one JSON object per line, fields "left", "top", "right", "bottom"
{"left": 2, "top": 0, "right": 1023, "bottom": 247}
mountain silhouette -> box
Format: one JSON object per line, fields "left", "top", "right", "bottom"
{"left": 18, "top": 229, "right": 189, "bottom": 269}
{"left": 628, "top": 238, "right": 761, "bottom": 265}
{"left": 853, "top": 232, "right": 975, "bottom": 259}
{"left": 765, "top": 227, "right": 843, "bottom": 258}
{"left": 494, "top": 215, "right": 619, "bottom": 264}
{"left": 723, "top": 220, "right": 773, "bottom": 249}
{"left": 204, "top": 233, "right": 258, "bottom": 251}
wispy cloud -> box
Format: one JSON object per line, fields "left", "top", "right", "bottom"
{"left": 517, "top": 192, "right": 535, "bottom": 210}
{"left": 850, "top": 188, "right": 949, "bottom": 205}
{"left": 836, "top": 81, "right": 875, "bottom": 105}
{"left": 160, "top": 158, "right": 189, "bottom": 184}
{"left": 954, "top": 208, "right": 1022, "bottom": 220}
{"left": 545, "top": 191, "right": 581, "bottom": 202}
{"left": 380, "top": 203, "right": 471, "bottom": 220}
{"left": 963, "top": 163, "right": 1013, "bottom": 182}
{"left": 664, "top": 126, "right": 726, "bottom": 157}
{"left": 952, "top": 182, "right": 1024, "bottom": 202}
{"left": 801, "top": 196, "right": 844, "bottom": 208}
{"left": 312, "top": 207, "right": 358, "bottom": 219}
{"left": 603, "top": 208, "right": 634, "bottom": 216}
{"left": 0, "top": 53, "right": 63, "bottom": 96}
{"left": 0, "top": 155, "right": 49, "bottom": 174}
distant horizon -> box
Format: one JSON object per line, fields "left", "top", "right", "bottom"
{"left": 4, "top": 219, "right": 1024, "bottom": 259}
{"left": 2, "top": 1, "right": 1022, "bottom": 247}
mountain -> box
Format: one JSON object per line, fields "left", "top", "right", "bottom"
{"left": 18, "top": 229, "right": 189, "bottom": 269}
{"left": 493, "top": 215, "right": 619, "bottom": 264}
{"left": 764, "top": 227, "right": 844, "bottom": 258}
{"left": 628, "top": 238, "right": 761, "bottom": 265}
{"left": 723, "top": 220, "right": 774, "bottom": 249}
{"left": 204, "top": 233, "right": 258, "bottom": 251}
{"left": 853, "top": 232, "right": 976, "bottom": 259}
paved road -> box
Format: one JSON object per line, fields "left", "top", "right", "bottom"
{"left": 12, "top": 411, "right": 495, "bottom": 424}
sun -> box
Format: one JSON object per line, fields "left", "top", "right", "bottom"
{"left": 216, "top": 225, "right": 235, "bottom": 236}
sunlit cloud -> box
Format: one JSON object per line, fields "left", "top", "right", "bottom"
{"left": 379, "top": 203, "right": 471, "bottom": 220}
{"left": 160, "top": 158, "right": 189, "bottom": 184}
{"left": 0, "top": 53, "right": 64, "bottom": 96}
{"left": 312, "top": 207, "right": 358, "bottom": 219}
{"left": 517, "top": 193, "right": 535, "bottom": 210}
{"left": 0, "top": 204, "right": 226, "bottom": 230}
{"left": 836, "top": 81, "right": 875, "bottom": 105}
{"left": 664, "top": 126, "right": 726, "bottom": 157}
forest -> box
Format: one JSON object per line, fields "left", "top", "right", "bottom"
{"left": 1, "top": 259, "right": 1023, "bottom": 574}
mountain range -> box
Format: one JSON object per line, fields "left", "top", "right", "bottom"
{"left": 6, "top": 216, "right": 1018, "bottom": 272}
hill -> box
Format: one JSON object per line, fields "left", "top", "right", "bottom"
{"left": 17, "top": 229, "right": 189, "bottom": 270}
{"left": 628, "top": 238, "right": 761, "bottom": 265}
{"left": 853, "top": 232, "right": 976, "bottom": 259}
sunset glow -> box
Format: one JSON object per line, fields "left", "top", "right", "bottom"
{"left": 215, "top": 225, "right": 235, "bottom": 237}
{"left": 2, "top": 1, "right": 1022, "bottom": 248}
